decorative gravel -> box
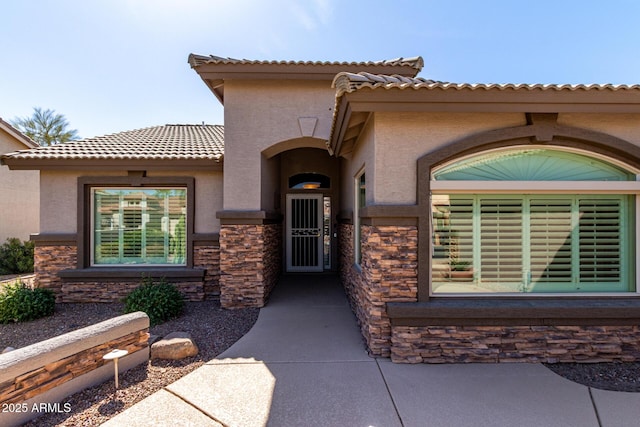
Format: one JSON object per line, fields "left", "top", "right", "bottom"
{"left": 3, "top": 303, "right": 639, "bottom": 425}
{"left": 2, "top": 301, "right": 258, "bottom": 427}
{"left": 545, "top": 362, "right": 640, "bottom": 392}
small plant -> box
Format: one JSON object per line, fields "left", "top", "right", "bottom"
{"left": 450, "top": 259, "right": 472, "bottom": 271}
{"left": 0, "top": 281, "right": 55, "bottom": 323}
{"left": 0, "top": 238, "right": 35, "bottom": 274}
{"left": 123, "top": 276, "right": 184, "bottom": 326}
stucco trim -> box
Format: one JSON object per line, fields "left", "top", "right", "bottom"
{"left": 416, "top": 114, "right": 640, "bottom": 302}
{"left": 76, "top": 176, "right": 196, "bottom": 269}
{"left": 388, "top": 299, "right": 640, "bottom": 326}
{"left": 216, "top": 210, "right": 283, "bottom": 225}
{"left": 192, "top": 232, "right": 220, "bottom": 246}
{"left": 30, "top": 233, "right": 77, "bottom": 246}
{"left": 360, "top": 205, "right": 419, "bottom": 226}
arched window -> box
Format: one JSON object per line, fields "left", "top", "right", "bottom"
{"left": 289, "top": 173, "right": 330, "bottom": 190}
{"left": 431, "top": 148, "right": 636, "bottom": 294}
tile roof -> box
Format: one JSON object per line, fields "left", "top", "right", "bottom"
{"left": 188, "top": 55, "right": 424, "bottom": 71}
{"left": 2, "top": 124, "right": 224, "bottom": 162}
{"left": 332, "top": 72, "right": 640, "bottom": 96}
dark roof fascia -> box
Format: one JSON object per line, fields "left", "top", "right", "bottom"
{"left": 1, "top": 157, "right": 223, "bottom": 171}
{"left": 342, "top": 86, "right": 640, "bottom": 114}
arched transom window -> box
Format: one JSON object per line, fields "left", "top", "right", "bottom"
{"left": 431, "top": 148, "right": 638, "bottom": 295}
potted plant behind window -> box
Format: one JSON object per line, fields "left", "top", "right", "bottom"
{"left": 449, "top": 259, "right": 473, "bottom": 280}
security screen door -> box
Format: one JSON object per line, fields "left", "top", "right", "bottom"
{"left": 286, "top": 194, "right": 323, "bottom": 272}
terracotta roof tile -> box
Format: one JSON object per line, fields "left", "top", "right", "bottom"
{"left": 3, "top": 124, "right": 224, "bottom": 162}
{"left": 332, "top": 72, "right": 640, "bottom": 96}
{"left": 188, "top": 54, "right": 424, "bottom": 71}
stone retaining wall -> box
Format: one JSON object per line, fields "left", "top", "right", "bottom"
{"left": 339, "top": 224, "right": 418, "bottom": 357}
{"left": 391, "top": 325, "right": 640, "bottom": 363}
{"left": 0, "top": 312, "right": 149, "bottom": 427}
{"left": 219, "top": 224, "right": 282, "bottom": 308}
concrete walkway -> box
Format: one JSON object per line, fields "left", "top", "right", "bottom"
{"left": 104, "top": 275, "right": 640, "bottom": 427}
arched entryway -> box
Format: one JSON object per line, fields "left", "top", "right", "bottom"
{"left": 273, "top": 147, "right": 340, "bottom": 273}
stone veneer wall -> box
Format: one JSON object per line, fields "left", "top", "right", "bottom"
{"left": 34, "top": 244, "right": 219, "bottom": 302}
{"left": 193, "top": 244, "right": 221, "bottom": 300}
{"left": 34, "top": 245, "right": 77, "bottom": 302}
{"left": 219, "top": 223, "right": 282, "bottom": 308}
{"left": 61, "top": 281, "right": 204, "bottom": 303}
{"left": 391, "top": 325, "right": 640, "bottom": 363}
{"left": 339, "top": 223, "right": 418, "bottom": 357}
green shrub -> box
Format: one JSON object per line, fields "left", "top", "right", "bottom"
{"left": 0, "top": 282, "right": 55, "bottom": 323}
{"left": 123, "top": 276, "right": 184, "bottom": 326}
{"left": 0, "top": 238, "right": 35, "bottom": 274}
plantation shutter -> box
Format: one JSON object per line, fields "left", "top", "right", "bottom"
{"left": 122, "top": 194, "right": 143, "bottom": 260}
{"left": 579, "top": 199, "right": 622, "bottom": 284}
{"left": 93, "top": 189, "right": 186, "bottom": 265}
{"left": 445, "top": 198, "right": 474, "bottom": 264}
{"left": 480, "top": 199, "right": 523, "bottom": 283}
{"left": 529, "top": 199, "right": 573, "bottom": 284}
{"left": 94, "top": 191, "right": 120, "bottom": 263}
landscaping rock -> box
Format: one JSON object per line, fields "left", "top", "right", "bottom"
{"left": 150, "top": 332, "right": 199, "bottom": 360}
{"left": 148, "top": 334, "right": 161, "bottom": 346}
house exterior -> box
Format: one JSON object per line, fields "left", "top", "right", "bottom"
{"left": 4, "top": 54, "right": 640, "bottom": 363}
{"left": 0, "top": 118, "right": 39, "bottom": 243}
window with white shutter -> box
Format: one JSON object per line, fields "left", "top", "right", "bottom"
{"left": 432, "top": 195, "right": 631, "bottom": 293}
{"left": 431, "top": 148, "right": 635, "bottom": 294}
{"left": 92, "top": 188, "right": 187, "bottom": 265}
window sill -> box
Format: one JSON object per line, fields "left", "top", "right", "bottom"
{"left": 58, "top": 267, "right": 205, "bottom": 283}
{"left": 387, "top": 298, "right": 640, "bottom": 326}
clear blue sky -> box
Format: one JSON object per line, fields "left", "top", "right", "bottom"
{"left": 2, "top": 0, "right": 639, "bottom": 139}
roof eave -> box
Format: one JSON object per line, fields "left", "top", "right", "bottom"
{"left": 0, "top": 118, "right": 38, "bottom": 149}
{"left": 189, "top": 55, "right": 424, "bottom": 106}
{"left": 1, "top": 157, "right": 223, "bottom": 171}
{"left": 329, "top": 86, "right": 640, "bottom": 157}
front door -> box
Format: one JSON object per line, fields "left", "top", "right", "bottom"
{"left": 286, "top": 194, "right": 323, "bottom": 272}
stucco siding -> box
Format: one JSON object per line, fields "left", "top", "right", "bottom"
{"left": 342, "top": 118, "right": 375, "bottom": 212}
{"left": 0, "top": 129, "right": 39, "bottom": 241}
{"left": 373, "top": 112, "right": 526, "bottom": 204}
{"left": 223, "top": 80, "right": 335, "bottom": 210}
{"left": 40, "top": 170, "right": 223, "bottom": 234}
{"left": 558, "top": 113, "right": 640, "bottom": 147}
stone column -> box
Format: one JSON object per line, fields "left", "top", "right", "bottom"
{"left": 339, "top": 218, "right": 418, "bottom": 357}
{"left": 31, "top": 234, "right": 78, "bottom": 302}
{"left": 218, "top": 212, "right": 282, "bottom": 309}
